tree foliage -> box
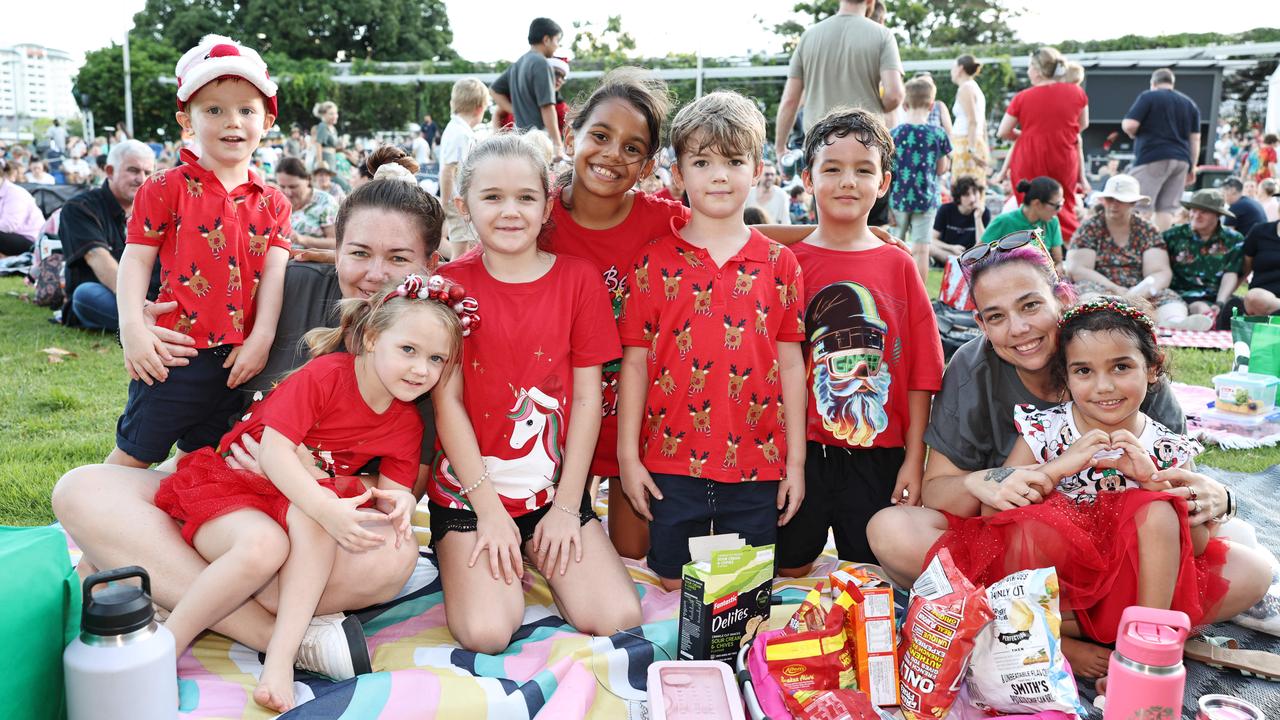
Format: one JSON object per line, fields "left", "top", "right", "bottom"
{"left": 569, "top": 16, "right": 638, "bottom": 65}
{"left": 73, "top": 40, "right": 182, "bottom": 141}
{"left": 129, "top": 0, "right": 455, "bottom": 62}
{"left": 771, "top": 0, "right": 1017, "bottom": 51}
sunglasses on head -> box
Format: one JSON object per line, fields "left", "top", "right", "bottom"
{"left": 959, "top": 229, "right": 1047, "bottom": 266}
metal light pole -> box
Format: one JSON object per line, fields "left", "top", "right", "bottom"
{"left": 123, "top": 33, "right": 134, "bottom": 137}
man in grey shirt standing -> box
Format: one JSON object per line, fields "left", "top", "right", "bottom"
{"left": 491, "top": 17, "right": 564, "bottom": 156}
{"left": 775, "top": 0, "right": 904, "bottom": 224}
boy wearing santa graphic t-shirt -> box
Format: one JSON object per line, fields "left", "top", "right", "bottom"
{"left": 111, "top": 34, "right": 292, "bottom": 467}
{"left": 617, "top": 91, "right": 807, "bottom": 590}
{"left": 777, "top": 108, "right": 944, "bottom": 574}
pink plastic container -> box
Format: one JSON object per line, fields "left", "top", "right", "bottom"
{"left": 1102, "top": 607, "right": 1191, "bottom": 720}
{"left": 647, "top": 660, "right": 746, "bottom": 720}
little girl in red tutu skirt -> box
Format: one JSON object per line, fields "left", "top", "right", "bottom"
{"left": 930, "top": 296, "right": 1229, "bottom": 645}
{"left": 154, "top": 274, "right": 473, "bottom": 712}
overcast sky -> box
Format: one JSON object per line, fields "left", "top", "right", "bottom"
{"left": 2, "top": 0, "right": 1274, "bottom": 68}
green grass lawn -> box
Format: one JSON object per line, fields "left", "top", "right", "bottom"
{"left": 1, "top": 272, "right": 1274, "bottom": 527}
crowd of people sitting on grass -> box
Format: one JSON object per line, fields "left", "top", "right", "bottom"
{"left": 11, "top": 4, "right": 1275, "bottom": 713}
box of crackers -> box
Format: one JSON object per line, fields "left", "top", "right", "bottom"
{"left": 678, "top": 535, "right": 774, "bottom": 663}
{"left": 830, "top": 565, "right": 901, "bottom": 706}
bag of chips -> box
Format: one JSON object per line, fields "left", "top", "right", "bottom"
{"left": 899, "top": 548, "right": 994, "bottom": 720}
{"left": 767, "top": 591, "right": 858, "bottom": 714}
{"left": 791, "top": 688, "right": 892, "bottom": 720}
{"left": 965, "top": 568, "right": 1086, "bottom": 716}
{"left": 786, "top": 583, "right": 828, "bottom": 635}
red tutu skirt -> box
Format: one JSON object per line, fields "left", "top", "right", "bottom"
{"left": 928, "top": 489, "right": 1230, "bottom": 643}
{"left": 155, "top": 447, "right": 371, "bottom": 545}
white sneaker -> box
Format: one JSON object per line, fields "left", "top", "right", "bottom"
{"left": 294, "top": 613, "right": 372, "bottom": 681}
{"left": 1162, "top": 314, "right": 1214, "bottom": 332}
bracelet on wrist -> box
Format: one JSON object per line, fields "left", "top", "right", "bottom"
{"left": 459, "top": 468, "right": 490, "bottom": 496}
{"left": 553, "top": 501, "right": 579, "bottom": 518}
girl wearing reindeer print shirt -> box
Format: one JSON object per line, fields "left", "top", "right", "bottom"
{"left": 932, "top": 296, "right": 1230, "bottom": 646}
{"left": 428, "top": 133, "right": 642, "bottom": 654}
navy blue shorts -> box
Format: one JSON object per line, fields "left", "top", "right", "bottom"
{"left": 115, "top": 346, "right": 244, "bottom": 464}
{"left": 646, "top": 473, "right": 779, "bottom": 580}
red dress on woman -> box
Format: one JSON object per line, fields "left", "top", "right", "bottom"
{"left": 1007, "top": 83, "right": 1089, "bottom": 243}
{"left": 928, "top": 403, "right": 1230, "bottom": 643}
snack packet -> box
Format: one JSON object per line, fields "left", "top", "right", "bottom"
{"left": 787, "top": 583, "right": 828, "bottom": 635}
{"left": 791, "top": 689, "right": 892, "bottom": 720}
{"left": 767, "top": 591, "right": 858, "bottom": 713}
{"left": 966, "top": 568, "right": 1086, "bottom": 717}
{"left": 899, "top": 548, "right": 994, "bottom": 720}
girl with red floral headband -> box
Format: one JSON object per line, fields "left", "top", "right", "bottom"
{"left": 929, "top": 296, "right": 1230, "bottom": 651}
{"left": 154, "top": 275, "right": 470, "bottom": 712}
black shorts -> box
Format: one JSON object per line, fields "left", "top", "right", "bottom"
{"left": 427, "top": 490, "right": 597, "bottom": 549}
{"left": 776, "top": 441, "right": 905, "bottom": 569}
{"left": 646, "top": 473, "right": 780, "bottom": 580}
{"left": 115, "top": 346, "right": 244, "bottom": 464}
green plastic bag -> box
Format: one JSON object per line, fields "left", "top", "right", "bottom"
{"left": 0, "top": 526, "right": 81, "bottom": 720}
{"left": 1230, "top": 314, "right": 1280, "bottom": 376}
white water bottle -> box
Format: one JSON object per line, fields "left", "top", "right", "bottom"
{"left": 64, "top": 566, "right": 177, "bottom": 720}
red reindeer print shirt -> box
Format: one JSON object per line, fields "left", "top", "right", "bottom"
{"left": 619, "top": 218, "right": 805, "bottom": 483}
{"left": 127, "top": 149, "right": 292, "bottom": 348}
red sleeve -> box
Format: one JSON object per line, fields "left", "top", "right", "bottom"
{"left": 903, "top": 259, "right": 944, "bottom": 392}
{"left": 1006, "top": 90, "right": 1024, "bottom": 120}
{"left": 377, "top": 409, "right": 424, "bottom": 488}
{"left": 776, "top": 247, "right": 805, "bottom": 342}
{"left": 126, "top": 175, "right": 173, "bottom": 247}
{"left": 271, "top": 190, "right": 293, "bottom": 250}
{"left": 257, "top": 360, "right": 334, "bottom": 444}
{"left": 618, "top": 249, "right": 659, "bottom": 347}
{"left": 570, "top": 262, "right": 622, "bottom": 367}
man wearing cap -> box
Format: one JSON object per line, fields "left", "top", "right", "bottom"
{"left": 1064, "top": 174, "right": 1195, "bottom": 326}
{"left": 1163, "top": 188, "right": 1244, "bottom": 317}
{"left": 1123, "top": 68, "right": 1202, "bottom": 232}
{"left": 59, "top": 139, "right": 159, "bottom": 329}
{"left": 310, "top": 162, "right": 345, "bottom": 204}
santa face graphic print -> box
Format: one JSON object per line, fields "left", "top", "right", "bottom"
{"left": 806, "top": 282, "right": 892, "bottom": 447}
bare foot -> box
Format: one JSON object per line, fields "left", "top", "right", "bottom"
{"left": 253, "top": 661, "right": 296, "bottom": 713}
{"left": 1063, "top": 636, "right": 1111, "bottom": 678}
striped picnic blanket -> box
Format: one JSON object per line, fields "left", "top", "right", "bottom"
{"left": 63, "top": 488, "right": 836, "bottom": 719}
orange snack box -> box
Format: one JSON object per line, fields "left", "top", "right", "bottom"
{"left": 851, "top": 585, "right": 899, "bottom": 706}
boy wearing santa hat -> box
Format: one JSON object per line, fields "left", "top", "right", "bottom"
{"left": 111, "top": 35, "right": 292, "bottom": 472}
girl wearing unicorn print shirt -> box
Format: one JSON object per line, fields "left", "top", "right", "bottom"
{"left": 428, "top": 133, "right": 643, "bottom": 654}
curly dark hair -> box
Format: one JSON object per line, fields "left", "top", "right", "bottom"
{"left": 802, "top": 107, "right": 895, "bottom": 176}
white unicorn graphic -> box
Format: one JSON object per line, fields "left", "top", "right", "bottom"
{"left": 439, "top": 385, "right": 564, "bottom": 511}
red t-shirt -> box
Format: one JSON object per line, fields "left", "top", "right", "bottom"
{"left": 547, "top": 190, "right": 689, "bottom": 476}
{"left": 128, "top": 148, "right": 292, "bottom": 348}
{"left": 428, "top": 253, "right": 621, "bottom": 517}
{"left": 618, "top": 219, "right": 805, "bottom": 483}
{"left": 221, "top": 352, "right": 423, "bottom": 488}
{"left": 791, "top": 242, "right": 944, "bottom": 450}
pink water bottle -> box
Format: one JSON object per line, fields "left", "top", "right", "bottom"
{"left": 1103, "top": 607, "right": 1191, "bottom": 720}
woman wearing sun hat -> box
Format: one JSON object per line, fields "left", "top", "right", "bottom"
{"left": 1163, "top": 187, "right": 1245, "bottom": 323}
{"left": 1063, "top": 173, "right": 1205, "bottom": 327}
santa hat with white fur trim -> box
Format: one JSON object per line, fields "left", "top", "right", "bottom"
{"left": 175, "top": 35, "right": 278, "bottom": 116}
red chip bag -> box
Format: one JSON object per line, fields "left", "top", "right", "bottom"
{"left": 792, "top": 689, "right": 884, "bottom": 720}
{"left": 767, "top": 594, "right": 857, "bottom": 714}
{"left": 899, "top": 548, "right": 994, "bottom": 720}
{"left": 786, "top": 582, "right": 828, "bottom": 635}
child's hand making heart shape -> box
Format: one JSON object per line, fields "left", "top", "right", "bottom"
{"left": 1089, "top": 429, "right": 1166, "bottom": 490}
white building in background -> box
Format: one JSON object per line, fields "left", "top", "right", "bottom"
{"left": 0, "top": 43, "right": 79, "bottom": 120}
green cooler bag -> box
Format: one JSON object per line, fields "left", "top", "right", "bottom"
{"left": 1230, "top": 314, "right": 1280, "bottom": 376}
{"left": 0, "top": 526, "right": 81, "bottom": 720}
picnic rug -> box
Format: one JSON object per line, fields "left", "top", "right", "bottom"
{"left": 1156, "top": 328, "right": 1234, "bottom": 350}
{"left": 60, "top": 473, "right": 1280, "bottom": 719}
